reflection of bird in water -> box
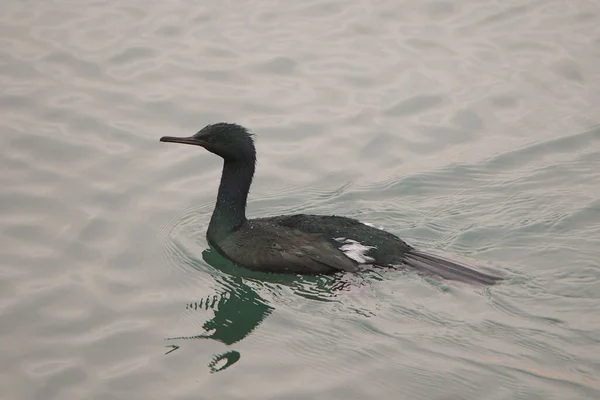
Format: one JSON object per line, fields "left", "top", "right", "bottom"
{"left": 164, "top": 247, "right": 365, "bottom": 372}
{"left": 164, "top": 248, "right": 275, "bottom": 372}
{"left": 165, "top": 289, "right": 271, "bottom": 372}
{"left": 169, "top": 284, "right": 273, "bottom": 346}
{"left": 169, "top": 286, "right": 267, "bottom": 373}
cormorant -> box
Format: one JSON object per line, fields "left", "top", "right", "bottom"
{"left": 160, "top": 123, "right": 502, "bottom": 285}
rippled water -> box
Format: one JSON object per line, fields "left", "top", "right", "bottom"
{"left": 2, "top": 0, "right": 600, "bottom": 398}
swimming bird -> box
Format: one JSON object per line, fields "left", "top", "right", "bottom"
{"left": 160, "top": 123, "right": 502, "bottom": 285}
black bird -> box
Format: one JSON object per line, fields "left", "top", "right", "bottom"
{"left": 160, "top": 123, "right": 502, "bottom": 285}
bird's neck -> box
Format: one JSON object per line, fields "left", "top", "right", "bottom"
{"left": 207, "top": 159, "right": 254, "bottom": 241}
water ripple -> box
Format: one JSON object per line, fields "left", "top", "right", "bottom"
{"left": 2, "top": 0, "right": 600, "bottom": 398}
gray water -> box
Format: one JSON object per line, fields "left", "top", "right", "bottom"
{"left": 2, "top": 0, "right": 600, "bottom": 399}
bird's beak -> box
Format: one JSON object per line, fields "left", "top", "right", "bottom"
{"left": 159, "top": 136, "right": 206, "bottom": 147}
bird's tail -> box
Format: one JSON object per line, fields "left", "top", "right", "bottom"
{"left": 402, "top": 249, "right": 502, "bottom": 285}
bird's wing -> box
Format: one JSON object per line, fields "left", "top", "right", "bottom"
{"left": 220, "top": 226, "right": 359, "bottom": 274}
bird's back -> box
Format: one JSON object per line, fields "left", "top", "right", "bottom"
{"left": 259, "top": 214, "right": 413, "bottom": 266}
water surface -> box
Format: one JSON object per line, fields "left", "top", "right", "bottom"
{"left": 1, "top": 0, "right": 600, "bottom": 399}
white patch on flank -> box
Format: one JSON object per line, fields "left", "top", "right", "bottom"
{"left": 334, "top": 237, "right": 376, "bottom": 264}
